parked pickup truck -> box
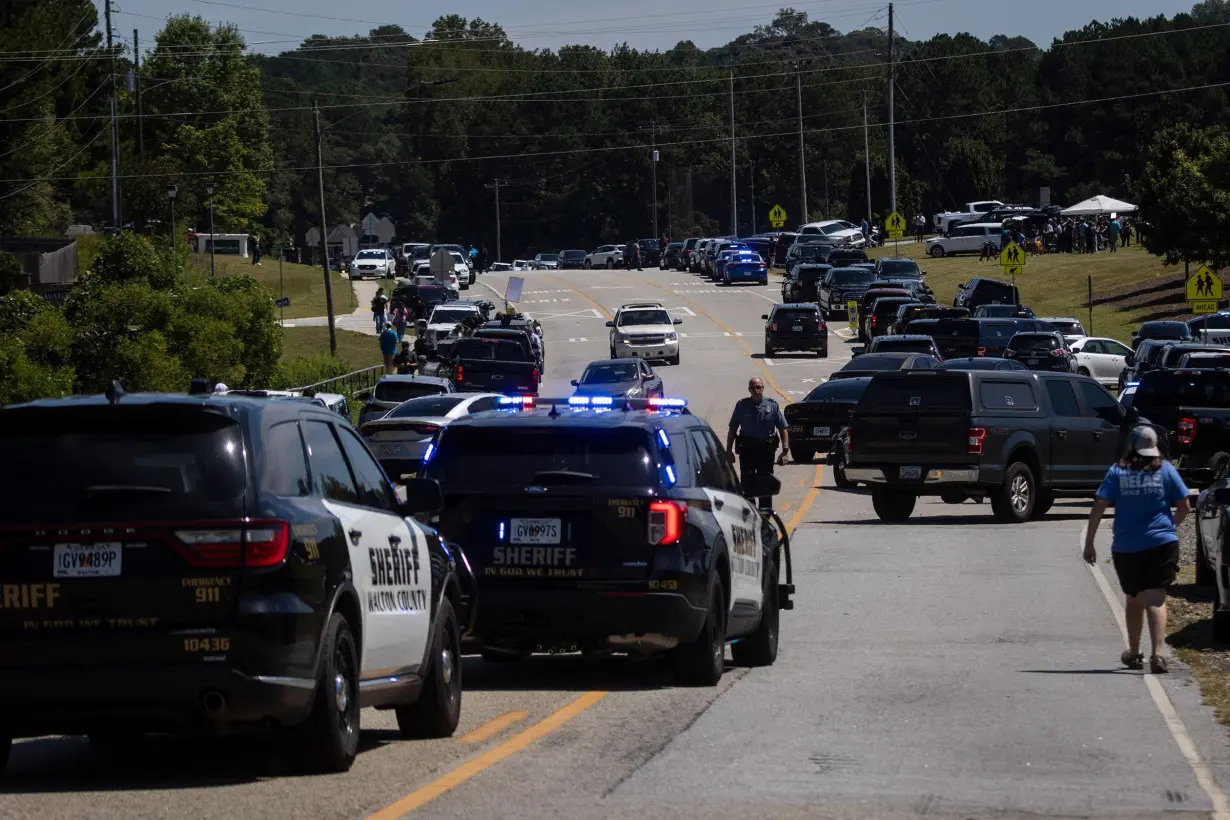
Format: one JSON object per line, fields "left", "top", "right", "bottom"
{"left": 932, "top": 200, "right": 1005, "bottom": 234}
{"left": 435, "top": 336, "right": 540, "bottom": 396}
{"left": 1132, "top": 369, "right": 1230, "bottom": 487}
{"left": 845, "top": 370, "right": 1150, "bottom": 523}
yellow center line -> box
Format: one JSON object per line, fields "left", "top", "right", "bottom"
{"left": 785, "top": 463, "right": 824, "bottom": 536}
{"left": 455, "top": 710, "right": 529, "bottom": 744}
{"left": 552, "top": 277, "right": 614, "bottom": 320}
{"left": 367, "top": 692, "right": 607, "bottom": 819}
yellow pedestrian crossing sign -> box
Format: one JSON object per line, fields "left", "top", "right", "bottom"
{"left": 768, "top": 204, "right": 787, "bottom": 228}
{"left": 1186, "top": 264, "right": 1223, "bottom": 301}
{"left": 999, "top": 241, "right": 1027, "bottom": 268}
{"left": 885, "top": 211, "right": 906, "bottom": 239}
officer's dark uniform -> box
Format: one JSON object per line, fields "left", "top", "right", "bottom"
{"left": 728, "top": 395, "right": 787, "bottom": 510}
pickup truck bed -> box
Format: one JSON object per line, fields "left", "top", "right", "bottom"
{"left": 437, "top": 337, "right": 540, "bottom": 395}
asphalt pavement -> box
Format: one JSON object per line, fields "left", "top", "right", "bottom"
{"left": 8, "top": 265, "right": 1230, "bottom": 819}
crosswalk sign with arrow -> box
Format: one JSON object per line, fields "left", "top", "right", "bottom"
{"left": 885, "top": 211, "right": 906, "bottom": 239}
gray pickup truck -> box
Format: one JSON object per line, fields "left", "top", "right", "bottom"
{"left": 435, "top": 337, "right": 540, "bottom": 396}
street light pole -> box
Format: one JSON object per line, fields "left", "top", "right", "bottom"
{"left": 485, "top": 178, "right": 502, "bottom": 263}
{"left": 205, "top": 182, "right": 216, "bottom": 277}
{"left": 639, "top": 122, "right": 660, "bottom": 240}
{"left": 794, "top": 61, "right": 808, "bottom": 225}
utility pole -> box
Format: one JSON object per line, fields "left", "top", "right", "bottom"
{"left": 313, "top": 100, "right": 337, "bottom": 357}
{"left": 638, "top": 121, "right": 660, "bottom": 240}
{"left": 887, "top": 2, "right": 897, "bottom": 214}
{"left": 749, "top": 160, "right": 756, "bottom": 235}
{"left": 134, "top": 29, "right": 143, "bottom": 156}
{"left": 723, "top": 53, "right": 737, "bottom": 237}
{"left": 105, "top": 0, "right": 119, "bottom": 230}
{"left": 794, "top": 61, "right": 808, "bottom": 225}
{"left": 863, "top": 94, "right": 872, "bottom": 228}
{"left": 485, "top": 178, "right": 502, "bottom": 263}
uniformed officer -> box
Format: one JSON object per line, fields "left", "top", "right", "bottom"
{"left": 726, "top": 377, "right": 789, "bottom": 510}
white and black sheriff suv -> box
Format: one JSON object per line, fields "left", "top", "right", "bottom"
{"left": 0, "top": 389, "right": 468, "bottom": 775}
{"left": 420, "top": 395, "right": 794, "bottom": 685}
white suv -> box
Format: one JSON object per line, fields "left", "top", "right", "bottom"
{"left": 585, "top": 245, "right": 624, "bottom": 269}
{"left": 925, "top": 222, "right": 1002, "bottom": 258}
{"left": 351, "top": 248, "right": 396, "bottom": 279}
{"left": 607, "top": 302, "right": 682, "bottom": 365}
{"left": 423, "top": 303, "right": 481, "bottom": 344}
{"left": 798, "top": 220, "right": 866, "bottom": 248}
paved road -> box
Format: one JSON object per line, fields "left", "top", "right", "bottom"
{"left": 9, "top": 266, "right": 1230, "bottom": 819}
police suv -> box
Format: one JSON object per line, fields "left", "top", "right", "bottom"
{"left": 420, "top": 395, "right": 793, "bottom": 685}
{"left": 0, "top": 389, "right": 467, "bottom": 775}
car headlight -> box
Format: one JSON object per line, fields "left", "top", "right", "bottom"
{"left": 667, "top": 332, "right": 678, "bottom": 342}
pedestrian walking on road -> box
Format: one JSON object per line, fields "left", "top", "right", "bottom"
{"left": 371, "top": 288, "right": 389, "bottom": 333}
{"left": 391, "top": 301, "right": 409, "bottom": 340}
{"left": 1084, "top": 426, "right": 1190, "bottom": 674}
{"left": 726, "top": 377, "right": 789, "bottom": 512}
{"left": 379, "top": 324, "right": 400, "bottom": 375}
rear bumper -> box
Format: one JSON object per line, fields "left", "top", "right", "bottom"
{"left": 768, "top": 335, "right": 826, "bottom": 351}
{"left": 844, "top": 467, "right": 981, "bottom": 487}
{"left": 473, "top": 586, "right": 708, "bottom": 650}
{"left": 0, "top": 663, "right": 316, "bottom": 738}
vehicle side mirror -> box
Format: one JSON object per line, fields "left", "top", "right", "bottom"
{"left": 570, "top": 379, "right": 578, "bottom": 386}
{"left": 1214, "top": 487, "right": 1230, "bottom": 505}
{"left": 742, "top": 473, "right": 781, "bottom": 499}
{"left": 673, "top": 317, "right": 683, "bottom": 324}
{"left": 1124, "top": 353, "right": 1135, "bottom": 366}
{"left": 400, "top": 477, "right": 444, "bottom": 514}
{"left": 605, "top": 321, "right": 614, "bottom": 328}
{"left": 1124, "top": 405, "right": 1140, "bottom": 426}
{"left": 761, "top": 314, "right": 769, "bottom": 320}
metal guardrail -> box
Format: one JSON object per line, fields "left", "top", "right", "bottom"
{"left": 293, "top": 364, "right": 384, "bottom": 397}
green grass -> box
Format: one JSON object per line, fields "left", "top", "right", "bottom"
{"left": 280, "top": 326, "right": 383, "bottom": 369}
{"left": 870, "top": 243, "right": 1191, "bottom": 344}
{"left": 186, "top": 254, "right": 358, "bottom": 319}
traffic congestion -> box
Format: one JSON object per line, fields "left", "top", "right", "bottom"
{"left": 4, "top": 229, "right": 1230, "bottom": 820}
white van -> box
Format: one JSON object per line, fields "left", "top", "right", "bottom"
{"left": 925, "top": 222, "right": 1003, "bottom": 258}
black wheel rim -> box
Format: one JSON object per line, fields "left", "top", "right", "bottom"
{"left": 442, "top": 622, "right": 461, "bottom": 708}
{"left": 334, "top": 635, "right": 357, "bottom": 739}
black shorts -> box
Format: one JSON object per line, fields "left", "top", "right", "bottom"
{"left": 1112, "top": 542, "right": 1180, "bottom": 597}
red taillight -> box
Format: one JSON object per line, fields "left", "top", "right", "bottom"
{"left": 173, "top": 520, "right": 290, "bottom": 568}
{"left": 770, "top": 322, "right": 778, "bottom": 331}
{"left": 411, "top": 423, "right": 440, "bottom": 435}
{"left": 456, "top": 364, "right": 464, "bottom": 382}
{"left": 968, "top": 427, "right": 987, "bottom": 455}
{"left": 977, "top": 347, "right": 987, "bottom": 357}
{"left": 872, "top": 315, "right": 878, "bottom": 328}
{"left": 1050, "top": 348, "right": 1066, "bottom": 357}
{"left": 648, "top": 500, "right": 687, "bottom": 545}
{"left": 844, "top": 430, "right": 853, "bottom": 456}
{"left": 1178, "top": 417, "right": 1197, "bottom": 446}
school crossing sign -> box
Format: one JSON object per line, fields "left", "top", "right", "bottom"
{"left": 768, "top": 204, "right": 787, "bottom": 228}
{"left": 885, "top": 211, "right": 906, "bottom": 240}
{"left": 1187, "top": 264, "right": 1223, "bottom": 314}
{"left": 999, "top": 241, "right": 1026, "bottom": 279}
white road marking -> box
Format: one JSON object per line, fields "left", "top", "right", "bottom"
{"left": 734, "top": 332, "right": 744, "bottom": 337}
{"left": 722, "top": 332, "right": 731, "bottom": 337}
{"left": 534, "top": 308, "right": 605, "bottom": 321}
{"left": 670, "top": 306, "right": 697, "bottom": 316}
{"left": 764, "top": 358, "right": 776, "bottom": 366}
{"left": 588, "top": 286, "right": 634, "bottom": 290}
{"left": 801, "top": 378, "right": 816, "bottom": 383}
{"left": 579, "top": 337, "right": 588, "bottom": 342}
{"left": 1085, "top": 550, "right": 1230, "bottom": 818}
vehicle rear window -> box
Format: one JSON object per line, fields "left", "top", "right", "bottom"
{"left": 1048, "top": 320, "right": 1085, "bottom": 335}
{"left": 858, "top": 375, "right": 972, "bottom": 411}
{"left": 840, "top": 355, "right": 913, "bottom": 372}
{"left": 830, "top": 251, "right": 869, "bottom": 263}
{"left": 907, "top": 319, "right": 979, "bottom": 340}
{"left": 874, "top": 339, "right": 933, "bottom": 354}
{"left": 430, "top": 309, "right": 475, "bottom": 326}
{"left": 1011, "top": 335, "right": 1060, "bottom": 352}
{"left": 425, "top": 427, "right": 658, "bottom": 488}
{"left": 975, "top": 282, "right": 1018, "bottom": 301}
{"left": 827, "top": 268, "right": 876, "bottom": 286}
{"left": 454, "top": 339, "right": 526, "bottom": 360}
{"left": 980, "top": 322, "right": 1018, "bottom": 344}
{"left": 775, "top": 308, "right": 820, "bottom": 322}
{"left": 0, "top": 408, "right": 246, "bottom": 524}
{"left": 388, "top": 396, "right": 467, "bottom": 417}
{"left": 375, "top": 381, "right": 449, "bottom": 402}
{"left": 979, "top": 381, "right": 1038, "bottom": 410}
{"left": 878, "top": 260, "right": 921, "bottom": 277}
{"left": 803, "top": 378, "right": 870, "bottom": 402}
{"left": 1136, "top": 372, "right": 1230, "bottom": 408}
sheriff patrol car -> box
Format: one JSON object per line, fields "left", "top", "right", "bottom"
{"left": 419, "top": 395, "right": 793, "bottom": 686}
{"left": 0, "top": 389, "right": 467, "bottom": 775}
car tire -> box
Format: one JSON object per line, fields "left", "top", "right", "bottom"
{"left": 833, "top": 449, "right": 856, "bottom": 489}
{"left": 673, "top": 575, "right": 726, "bottom": 686}
{"left": 731, "top": 567, "right": 779, "bottom": 667}
{"left": 1215, "top": 608, "right": 1230, "bottom": 645}
{"left": 817, "top": 347, "right": 828, "bottom": 358}
{"left": 606, "top": 259, "right": 614, "bottom": 269}
{"left": 1031, "top": 489, "right": 1056, "bottom": 519}
{"left": 991, "top": 462, "right": 1036, "bottom": 523}
{"left": 790, "top": 445, "right": 813, "bottom": 463}
{"left": 765, "top": 342, "right": 774, "bottom": 356}
{"left": 1078, "top": 367, "right": 1091, "bottom": 377}
{"left": 289, "top": 612, "right": 360, "bottom": 773}
{"left": 670, "top": 352, "right": 681, "bottom": 366}
{"left": 1196, "top": 523, "right": 1216, "bottom": 586}
{"left": 929, "top": 246, "right": 946, "bottom": 258}
{"left": 871, "top": 489, "right": 916, "bottom": 522}
{"left": 396, "top": 598, "right": 462, "bottom": 739}
{"left": 584, "top": 260, "right": 592, "bottom": 269}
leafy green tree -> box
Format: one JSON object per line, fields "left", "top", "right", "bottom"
{"left": 0, "top": 290, "right": 75, "bottom": 405}
{"left": 0, "top": 252, "right": 28, "bottom": 296}
{"left": 1135, "top": 124, "right": 1230, "bottom": 269}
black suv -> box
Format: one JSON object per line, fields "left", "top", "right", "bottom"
{"left": 0, "top": 391, "right": 467, "bottom": 774}
{"left": 846, "top": 370, "right": 1148, "bottom": 523}
{"left": 763, "top": 303, "right": 828, "bottom": 357}
{"left": 892, "top": 304, "right": 969, "bottom": 335}
{"left": 1005, "top": 332, "right": 1075, "bottom": 372}
{"left": 817, "top": 265, "right": 878, "bottom": 317}
{"left": 953, "top": 277, "right": 1020, "bottom": 311}
{"left": 420, "top": 396, "right": 793, "bottom": 686}
{"left": 784, "top": 376, "right": 872, "bottom": 463}
{"left": 865, "top": 334, "right": 942, "bottom": 359}
{"left": 782, "top": 263, "right": 833, "bottom": 304}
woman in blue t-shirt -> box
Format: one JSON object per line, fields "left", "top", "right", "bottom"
{"left": 1084, "top": 426, "right": 1190, "bottom": 673}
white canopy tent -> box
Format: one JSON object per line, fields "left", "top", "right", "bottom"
{"left": 1060, "top": 194, "right": 1138, "bottom": 216}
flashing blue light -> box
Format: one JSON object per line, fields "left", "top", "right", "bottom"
{"left": 591, "top": 395, "right": 613, "bottom": 406}
{"left": 648, "top": 397, "right": 688, "bottom": 409}
{"left": 663, "top": 464, "right": 677, "bottom": 487}
{"left": 656, "top": 428, "right": 671, "bottom": 448}
{"left": 422, "top": 442, "right": 435, "bottom": 463}
{"left": 498, "top": 395, "right": 535, "bottom": 407}
{"left": 498, "top": 521, "right": 506, "bottom": 541}
{"left": 569, "top": 396, "right": 590, "bottom": 406}
{"left": 1125, "top": 381, "right": 1140, "bottom": 388}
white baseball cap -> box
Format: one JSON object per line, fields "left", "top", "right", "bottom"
{"left": 1130, "top": 425, "right": 1161, "bottom": 458}
{"left": 213, "top": 383, "right": 228, "bottom": 393}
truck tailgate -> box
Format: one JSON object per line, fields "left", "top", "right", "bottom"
{"left": 456, "top": 359, "right": 538, "bottom": 394}
{"left": 850, "top": 372, "right": 974, "bottom": 464}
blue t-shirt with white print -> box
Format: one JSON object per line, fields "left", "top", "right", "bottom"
{"left": 1096, "top": 461, "right": 1189, "bottom": 553}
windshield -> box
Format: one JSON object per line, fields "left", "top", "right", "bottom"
{"left": 425, "top": 427, "right": 658, "bottom": 488}
{"left": 454, "top": 339, "right": 526, "bottom": 360}
{"left": 429, "top": 309, "right": 474, "bottom": 325}
{"left": 828, "top": 268, "right": 876, "bottom": 285}
{"left": 388, "top": 396, "right": 467, "bottom": 418}
{"left": 0, "top": 409, "right": 245, "bottom": 524}
{"left": 619, "top": 309, "right": 671, "bottom": 326}
{"left": 356, "top": 250, "right": 384, "bottom": 259}
{"left": 581, "top": 363, "right": 640, "bottom": 384}
{"left": 878, "top": 260, "right": 921, "bottom": 278}
{"left": 820, "top": 223, "right": 846, "bottom": 235}
{"left": 374, "top": 381, "right": 448, "bottom": 403}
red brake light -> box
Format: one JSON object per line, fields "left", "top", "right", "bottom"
{"left": 844, "top": 429, "right": 853, "bottom": 456}
{"left": 872, "top": 315, "right": 878, "bottom": 327}
{"left": 412, "top": 423, "right": 440, "bottom": 435}
{"left": 173, "top": 520, "right": 290, "bottom": 568}
{"left": 531, "top": 367, "right": 540, "bottom": 388}
{"left": 968, "top": 427, "right": 987, "bottom": 455}
{"left": 648, "top": 500, "right": 687, "bottom": 545}
{"left": 977, "top": 347, "right": 987, "bottom": 357}
{"left": 770, "top": 323, "right": 777, "bottom": 331}
{"left": 1050, "top": 348, "right": 1066, "bottom": 357}
{"left": 1178, "top": 417, "right": 1197, "bottom": 446}
{"left": 456, "top": 364, "right": 464, "bottom": 382}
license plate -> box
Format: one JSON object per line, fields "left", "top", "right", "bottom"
{"left": 53, "top": 543, "right": 122, "bottom": 578}
{"left": 899, "top": 466, "right": 922, "bottom": 480}
{"left": 380, "top": 444, "right": 403, "bottom": 456}
{"left": 793, "top": 325, "right": 803, "bottom": 332}
{"left": 812, "top": 426, "right": 831, "bottom": 437}
{"left": 1027, "top": 358, "right": 1039, "bottom": 365}
{"left": 511, "top": 518, "right": 562, "bottom": 544}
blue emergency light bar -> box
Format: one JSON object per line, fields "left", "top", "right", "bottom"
{"left": 568, "top": 395, "right": 615, "bottom": 407}
{"left": 497, "top": 395, "right": 536, "bottom": 407}
{"left": 648, "top": 397, "right": 687, "bottom": 408}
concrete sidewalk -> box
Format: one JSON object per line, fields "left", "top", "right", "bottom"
{"left": 280, "top": 278, "right": 383, "bottom": 336}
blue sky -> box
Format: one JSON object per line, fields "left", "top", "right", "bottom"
{"left": 100, "top": 0, "right": 1199, "bottom": 55}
